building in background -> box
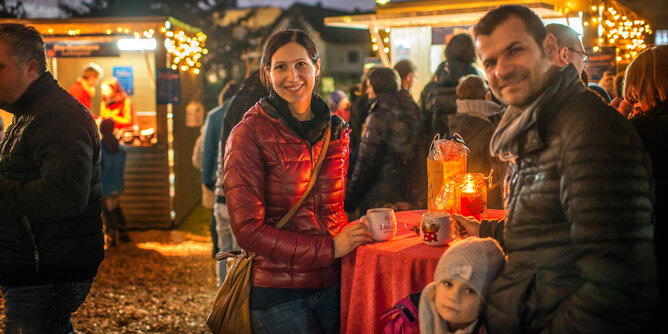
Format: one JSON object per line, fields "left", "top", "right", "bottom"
{"left": 326, "top": 0, "right": 654, "bottom": 99}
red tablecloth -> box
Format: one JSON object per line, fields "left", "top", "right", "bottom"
{"left": 340, "top": 209, "right": 505, "bottom": 334}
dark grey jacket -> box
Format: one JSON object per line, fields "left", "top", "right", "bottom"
{"left": 482, "top": 65, "right": 657, "bottom": 333}
{"left": 345, "top": 90, "right": 426, "bottom": 213}
{"left": 0, "top": 72, "right": 104, "bottom": 285}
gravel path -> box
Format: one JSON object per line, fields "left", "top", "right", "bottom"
{"left": 1, "top": 229, "right": 219, "bottom": 333}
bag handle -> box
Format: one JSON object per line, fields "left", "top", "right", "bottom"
{"left": 275, "top": 120, "right": 332, "bottom": 230}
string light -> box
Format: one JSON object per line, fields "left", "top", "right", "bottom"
{"left": 588, "top": 0, "right": 651, "bottom": 63}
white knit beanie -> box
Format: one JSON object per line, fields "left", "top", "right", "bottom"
{"left": 433, "top": 237, "right": 505, "bottom": 301}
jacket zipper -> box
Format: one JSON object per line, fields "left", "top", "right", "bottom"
{"left": 21, "top": 215, "right": 40, "bottom": 273}
{"left": 309, "top": 140, "right": 326, "bottom": 228}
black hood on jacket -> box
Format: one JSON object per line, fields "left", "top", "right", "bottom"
{"left": 261, "top": 90, "right": 332, "bottom": 145}
{"left": 434, "top": 60, "right": 479, "bottom": 87}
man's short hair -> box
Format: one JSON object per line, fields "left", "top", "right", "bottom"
{"left": 456, "top": 75, "right": 488, "bottom": 100}
{"left": 0, "top": 23, "right": 47, "bottom": 73}
{"left": 393, "top": 60, "right": 416, "bottom": 80}
{"left": 545, "top": 23, "right": 581, "bottom": 49}
{"left": 367, "top": 67, "right": 399, "bottom": 94}
{"left": 83, "top": 62, "right": 103, "bottom": 79}
{"left": 474, "top": 5, "right": 547, "bottom": 50}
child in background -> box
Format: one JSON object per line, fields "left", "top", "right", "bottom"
{"left": 328, "top": 90, "right": 351, "bottom": 122}
{"left": 419, "top": 237, "right": 505, "bottom": 334}
{"left": 100, "top": 118, "right": 130, "bottom": 246}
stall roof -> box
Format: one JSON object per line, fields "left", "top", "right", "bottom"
{"left": 325, "top": 0, "right": 570, "bottom": 29}
{"left": 0, "top": 16, "right": 201, "bottom": 38}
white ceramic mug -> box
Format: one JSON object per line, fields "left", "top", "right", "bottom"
{"left": 361, "top": 208, "right": 397, "bottom": 242}
{"left": 419, "top": 212, "right": 453, "bottom": 246}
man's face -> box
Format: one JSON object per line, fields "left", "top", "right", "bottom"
{"left": 476, "top": 16, "right": 553, "bottom": 109}
{"left": 0, "top": 42, "right": 36, "bottom": 108}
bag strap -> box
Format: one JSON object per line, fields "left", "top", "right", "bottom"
{"left": 275, "top": 120, "right": 332, "bottom": 230}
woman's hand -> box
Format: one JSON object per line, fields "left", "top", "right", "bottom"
{"left": 334, "top": 221, "right": 373, "bottom": 258}
{"left": 452, "top": 214, "right": 481, "bottom": 238}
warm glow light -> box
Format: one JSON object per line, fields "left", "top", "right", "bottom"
{"left": 117, "top": 38, "right": 157, "bottom": 51}
{"left": 136, "top": 241, "right": 209, "bottom": 256}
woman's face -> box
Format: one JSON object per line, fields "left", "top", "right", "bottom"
{"left": 267, "top": 42, "right": 320, "bottom": 112}
{"left": 366, "top": 80, "right": 375, "bottom": 99}
{"left": 435, "top": 279, "right": 483, "bottom": 330}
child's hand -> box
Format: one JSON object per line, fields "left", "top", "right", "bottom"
{"left": 452, "top": 214, "right": 481, "bottom": 238}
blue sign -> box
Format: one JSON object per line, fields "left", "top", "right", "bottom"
{"left": 113, "top": 66, "right": 134, "bottom": 96}
{"left": 156, "top": 68, "right": 181, "bottom": 105}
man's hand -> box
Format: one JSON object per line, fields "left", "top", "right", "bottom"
{"left": 452, "top": 214, "right": 481, "bottom": 238}
{"left": 334, "top": 221, "right": 373, "bottom": 258}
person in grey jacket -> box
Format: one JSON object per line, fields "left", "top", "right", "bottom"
{"left": 0, "top": 23, "right": 104, "bottom": 333}
{"left": 453, "top": 6, "right": 657, "bottom": 333}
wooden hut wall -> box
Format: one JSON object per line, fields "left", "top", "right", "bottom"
{"left": 171, "top": 70, "right": 202, "bottom": 225}
{"left": 119, "top": 46, "right": 172, "bottom": 229}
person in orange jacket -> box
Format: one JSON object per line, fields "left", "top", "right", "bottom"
{"left": 100, "top": 77, "right": 134, "bottom": 130}
{"left": 68, "top": 62, "right": 103, "bottom": 112}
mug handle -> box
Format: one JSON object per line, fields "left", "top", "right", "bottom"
{"left": 358, "top": 215, "right": 368, "bottom": 226}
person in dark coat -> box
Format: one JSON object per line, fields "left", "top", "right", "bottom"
{"left": 622, "top": 45, "right": 668, "bottom": 325}
{"left": 213, "top": 72, "right": 268, "bottom": 272}
{"left": 345, "top": 67, "right": 425, "bottom": 215}
{"left": 0, "top": 23, "right": 104, "bottom": 333}
{"left": 419, "top": 34, "right": 479, "bottom": 137}
{"left": 448, "top": 75, "right": 504, "bottom": 209}
{"left": 453, "top": 6, "right": 656, "bottom": 333}
{"left": 347, "top": 69, "right": 372, "bottom": 182}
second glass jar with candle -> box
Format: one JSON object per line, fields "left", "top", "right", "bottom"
{"left": 453, "top": 173, "right": 488, "bottom": 221}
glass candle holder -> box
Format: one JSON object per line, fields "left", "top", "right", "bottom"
{"left": 453, "top": 173, "right": 488, "bottom": 221}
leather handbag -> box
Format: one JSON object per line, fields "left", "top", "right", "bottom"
{"left": 207, "top": 121, "right": 332, "bottom": 334}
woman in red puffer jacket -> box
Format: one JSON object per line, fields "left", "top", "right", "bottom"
{"left": 222, "top": 29, "right": 373, "bottom": 334}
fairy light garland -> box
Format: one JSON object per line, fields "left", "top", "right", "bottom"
{"left": 43, "top": 21, "right": 207, "bottom": 75}
{"left": 587, "top": 0, "right": 651, "bottom": 63}
{"left": 162, "top": 27, "right": 207, "bottom": 75}
{"left": 370, "top": 27, "right": 391, "bottom": 58}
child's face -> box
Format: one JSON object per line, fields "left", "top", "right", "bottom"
{"left": 435, "top": 279, "right": 483, "bottom": 330}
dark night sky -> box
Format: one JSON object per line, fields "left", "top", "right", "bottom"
{"left": 16, "top": 0, "right": 667, "bottom": 29}
{"left": 18, "top": 0, "right": 377, "bottom": 18}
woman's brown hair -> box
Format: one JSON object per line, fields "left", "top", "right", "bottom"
{"left": 259, "top": 29, "right": 319, "bottom": 90}
{"left": 623, "top": 45, "right": 668, "bottom": 113}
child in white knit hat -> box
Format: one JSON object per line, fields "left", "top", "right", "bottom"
{"left": 419, "top": 237, "right": 505, "bottom": 334}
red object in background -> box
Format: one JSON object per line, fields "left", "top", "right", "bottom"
{"left": 340, "top": 209, "right": 505, "bottom": 334}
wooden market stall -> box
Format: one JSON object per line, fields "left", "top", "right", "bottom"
{"left": 0, "top": 16, "right": 207, "bottom": 229}
{"left": 325, "top": 0, "right": 653, "bottom": 98}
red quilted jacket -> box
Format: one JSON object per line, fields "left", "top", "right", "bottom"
{"left": 223, "top": 100, "right": 350, "bottom": 289}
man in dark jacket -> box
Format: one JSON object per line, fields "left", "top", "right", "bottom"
{"left": 0, "top": 23, "right": 104, "bottom": 333}
{"left": 345, "top": 67, "right": 426, "bottom": 214}
{"left": 453, "top": 6, "right": 657, "bottom": 333}
{"left": 418, "top": 34, "right": 479, "bottom": 137}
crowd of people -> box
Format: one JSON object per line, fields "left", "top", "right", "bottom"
{"left": 0, "top": 2, "right": 666, "bottom": 332}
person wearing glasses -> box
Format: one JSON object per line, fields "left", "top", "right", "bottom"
{"left": 545, "top": 23, "right": 616, "bottom": 102}
{"left": 545, "top": 23, "right": 588, "bottom": 77}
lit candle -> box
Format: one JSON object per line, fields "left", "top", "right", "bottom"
{"left": 460, "top": 179, "right": 482, "bottom": 220}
